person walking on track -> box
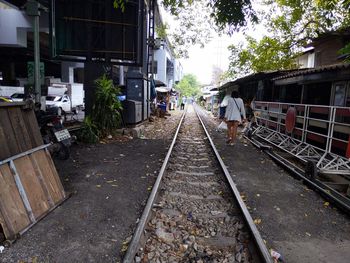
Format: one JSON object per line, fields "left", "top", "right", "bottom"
{"left": 224, "top": 91, "right": 246, "bottom": 145}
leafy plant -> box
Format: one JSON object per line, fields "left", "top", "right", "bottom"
{"left": 92, "top": 74, "right": 123, "bottom": 136}
{"left": 113, "top": 0, "right": 128, "bottom": 12}
{"left": 156, "top": 23, "right": 169, "bottom": 39}
{"left": 78, "top": 75, "right": 122, "bottom": 143}
{"left": 78, "top": 116, "right": 100, "bottom": 143}
{"left": 176, "top": 74, "right": 201, "bottom": 97}
{"left": 339, "top": 42, "right": 350, "bottom": 62}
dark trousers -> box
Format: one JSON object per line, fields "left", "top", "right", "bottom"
{"left": 180, "top": 103, "right": 185, "bottom": 110}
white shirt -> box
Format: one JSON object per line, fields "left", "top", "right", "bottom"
{"left": 220, "top": 95, "right": 231, "bottom": 107}
{"left": 225, "top": 97, "right": 246, "bottom": 122}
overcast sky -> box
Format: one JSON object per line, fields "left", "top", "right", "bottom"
{"left": 178, "top": 34, "right": 239, "bottom": 85}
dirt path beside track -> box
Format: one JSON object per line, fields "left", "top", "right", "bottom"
{"left": 0, "top": 111, "right": 183, "bottom": 263}
{"left": 198, "top": 106, "right": 350, "bottom": 263}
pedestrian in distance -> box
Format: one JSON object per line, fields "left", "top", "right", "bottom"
{"left": 180, "top": 102, "right": 185, "bottom": 110}
{"left": 224, "top": 91, "right": 246, "bottom": 145}
{"left": 180, "top": 96, "right": 186, "bottom": 110}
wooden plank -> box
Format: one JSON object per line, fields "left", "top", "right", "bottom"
{"left": 44, "top": 149, "right": 66, "bottom": 199}
{"left": 13, "top": 156, "right": 50, "bottom": 219}
{"left": 0, "top": 102, "right": 26, "bottom": 108}
{"left": 0, "top": 164, "right": 31, "bottom": 238}
{"left": 0, "top": 121, "right": 11, "bottom": 160}
{"left": 0, "top": 108, "right": 19, "bottom": 159}
{"left": 30, "top": 151, "right": 62, "bottom": 206}
{"left": 7, "top": 107, "right": 33, "bottom": 153}
{"left": 22, "top": 109, "right": 43, "bottom": 148}
{"left": 0, "top": 209, "right": 11, "bottom": 239}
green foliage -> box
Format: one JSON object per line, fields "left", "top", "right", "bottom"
{"left": 227, "top": 0, "right": 350, "bottom": 77}
{"left": 176, "top": 74, "right": 200, "bottom": 97}
{"left": 227, "top": 36, "right": 299, "bottom": 78}
{"left": 92, "top": 75, "right": 123, "bottom": 136}
{"left": 339, "top": 42, "right": 350, "bottom": 62}
{"left": 78, "top": 75, "right": 122, "bottom": 143}
{"left": 113, "top": 0, "right": 128, "bottom": 12}
{"left": 78, "top": 116, "right": 100, "bottom": 143}
{"left": 207, "top": 0, "right": 257, "bottom": 33}
{"left": 162, "top": 0, "right": 256, "bottom": 33}
{"left": 160, "top": 0, "right": 257, "bottom": 58}
{"left": 156, "top": 23, "right": 169, "bottom": 39}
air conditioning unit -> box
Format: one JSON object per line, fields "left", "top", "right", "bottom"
{"left": 123, "top": 100, "right": 142, "bottom": 124}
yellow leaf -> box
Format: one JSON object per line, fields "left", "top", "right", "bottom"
{"left": 96, "top": 185, "right": 101, "bottom": 188}
{"left": 324, "top": 202, "right": 329, "bottom": 207}
{"left": 254, "top": 218, "right": 262, "bottom": 224}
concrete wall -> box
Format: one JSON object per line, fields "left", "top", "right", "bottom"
{"left": 154, "top": 48, "right": 167, "bottom": 84}
{"left": 61, "top": 62, "right": 84, "bottom": 83}
{"left": 0, "top": 4, "right": 49, "bottom": 47}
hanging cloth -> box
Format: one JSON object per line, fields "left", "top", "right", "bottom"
{"left": 150, "top": 78, "right": 157, "bottom": 100}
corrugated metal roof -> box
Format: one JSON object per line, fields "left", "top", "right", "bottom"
{"left": 218, "top": 69, "right": 298, "bottom": 90}
{"left": 273, "top": 63, "right": 350, "bottom": 80}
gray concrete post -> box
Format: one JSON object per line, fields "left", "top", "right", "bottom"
{"left": 26, "top": 0, "right": 41, "bottom": 103}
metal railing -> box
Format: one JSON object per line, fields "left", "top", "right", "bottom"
{"left": 252, "top": 101, "right": 350, "bottom": 175}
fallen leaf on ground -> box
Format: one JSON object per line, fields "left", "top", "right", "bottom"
{"left": 324, "top": 202, "right": 330, "bottom": 207}
{"left": 254, "top": 219, "right": 262, "bottom": 224}
{"left": 305, "top": 232, "right": 311, "bottom": 237}
{"left": 96, "top": 185, "right": 101, "bottom": 188}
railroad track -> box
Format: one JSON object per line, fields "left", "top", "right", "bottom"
{"left": 123, "top": 106, "right": 272, "bottom": 263}
{"left": 243, "top": 131, "right": 350, "bottom": 215}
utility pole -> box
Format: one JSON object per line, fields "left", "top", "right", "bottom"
{"left": 26, "top": 0, "right": 41, "bottom": 103}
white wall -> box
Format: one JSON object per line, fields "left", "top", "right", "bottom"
{"left": 154, "top": 48, "right": 167, "bottom": 84}
{"left": 0, "top": 5, "right": 49, "bottom": 47}
{"left": 0, "top": 86, "right": 24, "bottom": 96}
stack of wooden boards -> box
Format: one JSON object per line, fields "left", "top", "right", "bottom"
{"left": 0, "top": 102, "right": 66, "bottom": 241}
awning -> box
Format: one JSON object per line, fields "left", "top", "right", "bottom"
{"left": 154, "top": 79, "right": 167, "bottom": 87}
{"left": 155, "top": 86, "right": 171, "bottom": 93}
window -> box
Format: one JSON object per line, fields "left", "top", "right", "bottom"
{"left": 333, "top": 82, "right": 347, "bottom": 106}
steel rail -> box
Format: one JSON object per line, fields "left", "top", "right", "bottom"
{"left": 194, "top": 105, "right": 273, "bottom": 263}
{"left": 244, "top": 136, "right": 350, "bottom": 215}
{"left": 122, "top": 108, "right": 187, "bottom": 263}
